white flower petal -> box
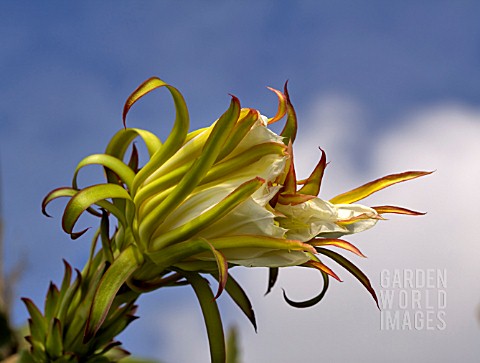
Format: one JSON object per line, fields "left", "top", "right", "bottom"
{"left": 275, "top": 198, "right": 340, "bottom": 241}
{"left": 334, "top": 203, "right": 379, "bottom": 234}
{"left": 198, "top": 197, "right": 287, "bottom": 239}
{"left": 275, "top": 198, "right": 380, "bottom": 241}
{"left": 228, "top": 117, "right": 285, "bottom": 157}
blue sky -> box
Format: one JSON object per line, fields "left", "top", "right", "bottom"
{"left": 1, "top": 1, "right": 480, "bottom": 362}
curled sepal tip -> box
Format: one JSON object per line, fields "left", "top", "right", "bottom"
{"left": 61, "top": 183, "right": 132, "bottom": 239}
{"left": 201, "top": 239, "right": 228, "bottom": 300}
{"left": 282, "top": 270, "right": 329, "bottom": 308}
{"left": 72, "top": 153, "right": 136, "bottom": 191}
{"left": 42, "top": 187, "right": 103, "bottom": 218}
{"left": 127, "top": 77, "right": 190, "bottom": 193}
{"left": 123, "top": 76, "right": 188, "bottom": 129}
{"left": 70, "top": 227, "right": 90, "bottom": 240}
{"left": 266, "top": 87, "right": 287, "bottom": 124}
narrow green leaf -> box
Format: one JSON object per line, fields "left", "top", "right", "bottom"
{"left": 372, "top": 205, "right": 426, "bottom": 216}
{"left": 63, "top": 266, "right": 101, "bottom": 348}
{"left": 183, "top": 272, "right": 225, "bottom": 363}
{"left": 84, "top": 245, "right": 141, "bottom": 342}
{"left": 305, "top": 259, "right": 342, "bottom": 282}
{"left": 215, "top": 274, "right": 257, "bottom": 332}
{"left": 317, "top": 248, "right": 379, "bottom": 308}
{"left": 330, "top": 171, "right": 433, "bottom": 204}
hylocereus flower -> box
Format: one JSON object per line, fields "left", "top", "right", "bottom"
{"left": 269, "top": 140, "right": 430, "bottom": 305}
{"left": 40, "top": 77, "right": 429, "bottom": 362}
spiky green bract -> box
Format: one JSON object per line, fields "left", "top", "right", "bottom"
{"left": 84, "top": 245, "right": 141, "bottom": 342}
{"left": 21, "top": 255, "right": 140, "bottom": 363}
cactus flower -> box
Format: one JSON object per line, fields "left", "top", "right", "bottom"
{"left": 36, "top": 76, "right": 430, "bottom": 363}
